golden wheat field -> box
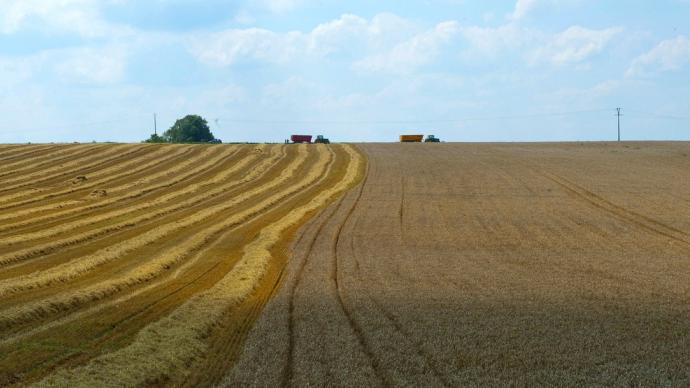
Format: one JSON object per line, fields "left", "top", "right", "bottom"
{"left": 2, "top": 141, "right": 690, "bottom": 386}
{"left": 0, "top": 142, "right": 364, "bottom": 386}
{"left": 227, "top": 142, "right": 690, "bottom": 386}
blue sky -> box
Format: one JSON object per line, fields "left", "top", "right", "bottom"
{"left": 1, "top": 0, "right": 689, "bottom": 143}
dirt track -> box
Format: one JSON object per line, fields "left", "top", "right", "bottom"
{"left": 226, "top": 142, "right": 690, "bottom": 386}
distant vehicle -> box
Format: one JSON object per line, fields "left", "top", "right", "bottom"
{"left": 424, "top": 135, "right": 440, "bottom": 143}
{"left": 209, "top": 138, "right": 222, "bottom": 144}
{"left": 291, "top": 134, "right": 312, "bottom": 143}
{"left": 399, "top": 135, "right": 423, "bottom": 142}
{"left": 314, "top": 135, "right": 330, "bottom": 144}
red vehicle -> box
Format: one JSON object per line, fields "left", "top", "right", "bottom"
{"left": 290, "top": 134, "right": 312, "bottom": 143}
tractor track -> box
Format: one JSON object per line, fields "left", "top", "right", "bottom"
{"left": 331, "top": 159, "right": 390, "bottom": 387}
{"left": 541, "top": 171, "right": 690, "bottom": 247}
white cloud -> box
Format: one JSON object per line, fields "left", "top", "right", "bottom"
{"left": 627, "top": 36, "right": 690, "bottom": 76}
{"left": 54, "top": 46, "right": 128, "bottom": 84}
{"left": 0, "top": 0, "right": 130, "bottom": 38}
{"left": 354, "top": 21, "right": 460, "bottom": 74}
{"left": 459, "top": 24, "right": 536, "bottom": 58}
{"left": 510, "top": 0, "right": 539, "bottom": 21}
{"left": 0, "top": 45, "right": 129, "bottom": 87}
{"left": 190, "top": 28, "right": 304, "bottom": 66}
{"left": 252, "top": 0, "right": 304, "bottom": 13}
{"left": 189, "top": 13, "right": 421, "bottom": 67}
{"left": 531, "top": 26, "right": 622, "bottom": 65}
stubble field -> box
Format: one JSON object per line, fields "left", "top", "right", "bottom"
{"left": 226, "top": 142, "right": 690, "bottom": 386}
{"left": 0, "top": 142, "right": 364, "bottom": 386}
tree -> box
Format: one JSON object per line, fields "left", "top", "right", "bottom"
{"left": 163, "top": 115, "right": 219, "bottom": 143}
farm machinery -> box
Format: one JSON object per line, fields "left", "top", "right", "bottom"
{"left": 314, "top": 135, "right": 330, "bottom": 144}
{"left": 399, "top": 134, "right": 441, "bottom": 142}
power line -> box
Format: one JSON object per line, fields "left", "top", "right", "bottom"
{"left": 214, "top": 108, "right": 613, "bottom": 125}
{"left": 623, "top": 110, "right": 690, "bottom": 121}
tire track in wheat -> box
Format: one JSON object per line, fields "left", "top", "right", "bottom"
{"left": 284, "top": 194, "right": 348, "bottom": 386}
{"left": 331, "top": 155, "right": 390, "bottom": 386}
{"left": 541, "top": 171, "right": 690, "bottom": 247}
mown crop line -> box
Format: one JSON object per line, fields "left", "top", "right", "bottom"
{"left": 87, "top": 147, "right": 332, "bottom": 345}
{"left": 0, "top": 145, "right": 156, "bottom": 208}
{"left": 32, "top": 145, "right": 362, "bottom": 388}
{"left": 0, "top": 146, "right": 285, "bottom": 269}
{"left": 0, "top": 146, "right": 306, "bottom": 298}
{"left": 0, "top": 144, "right": 105, "bottom": 179}
{"left": 0, "top": 144, "right": 183, "bottom": 207}
{"left": 0, "top": 145, "right": 249, "bottom": 244}
{"left": 0, "top": 146, "right": 330, "bottom": 329}
{"left": 0, "top": 147, "right": 191, "bottom": 229}
{"left": 0, "top": 145, "right": 199, "bottom": 231}
{"left": 0, "top": 144, "right": 205, "bottom": 213}
{"left": 0, "top": 144, "right": 143, "bottom": 194}
{"left": 0, "top": 145, "right": 64, "bottom": 164}
{"left": 0, "top": 147, "right": 287, "bottom": 345}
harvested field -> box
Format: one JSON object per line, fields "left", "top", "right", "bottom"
{"left": 0, "top": 143, "right": 364, "bottom": 386}
{"left": 226, "top": 142, "right": 690, "bottom": 386}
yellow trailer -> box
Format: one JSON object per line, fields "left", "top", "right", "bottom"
{"left": 399, "top": 134, "right": 423, "bottom": 142}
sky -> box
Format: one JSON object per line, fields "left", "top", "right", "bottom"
{"left": 1, "top": 0, "right": 689, "bottom": 143}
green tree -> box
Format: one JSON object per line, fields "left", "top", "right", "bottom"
{"left": 163, "top": 115, "right": 218, "bottom": 143}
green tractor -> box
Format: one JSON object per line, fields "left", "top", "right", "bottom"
{"left": 424, "top": 134, "right": 440, "bottom": 143}
{"left": 314, "top": 135, "right": 330, "bottom": 144}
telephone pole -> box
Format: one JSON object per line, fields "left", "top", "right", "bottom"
{"left": 616, "top": 108, "right": 622, "bottom": 142}
{"left": 154, "top": 113, "right": 157, "bottom": 135}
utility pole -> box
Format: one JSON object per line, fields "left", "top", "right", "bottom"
{"left": 154, "top": 113, "right": 157, "bottom": 135}
{"left": 616, "top": 108, "right": 622, "bottom": 142}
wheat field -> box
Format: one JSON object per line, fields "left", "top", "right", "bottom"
{"left": 226, "top": 142, "right": 690, "bottom": 386}
{"left": 0, "top": 143, "right": 364, "bottom": 386}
